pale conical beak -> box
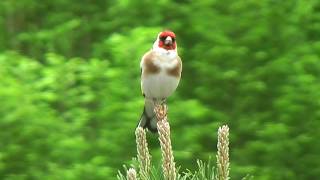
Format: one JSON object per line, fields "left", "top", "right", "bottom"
{"left": 164, "top": 36, "right": 173, "bottom": 45}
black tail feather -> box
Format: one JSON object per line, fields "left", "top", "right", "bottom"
{"left": 137, "top": 106, "right": 157, "bottom": 133}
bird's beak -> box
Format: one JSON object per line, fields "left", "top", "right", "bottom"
{"left": 164, "top": 36, "right": 173, "bottom": 46}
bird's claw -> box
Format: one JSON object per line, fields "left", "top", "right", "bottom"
{"left": 161, "top": 98, "right": 166, "bottom": 105}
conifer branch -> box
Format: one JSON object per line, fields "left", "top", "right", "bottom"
{"left": 155, "top": 104, "right": 176, "bottom": 180}
{"left": 135, "top": 127, "right": 151, "bottom": 179}
{"left": 126, "top": 168, "right": 137, "bottom": 180}
{"left": 216, "top": 125, "right": 230, "bottom": 180}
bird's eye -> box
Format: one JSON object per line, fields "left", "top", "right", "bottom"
{"left": 160, "top": 36, "right": 166, "bottom": 41}
{"left": 172, "top": 38, "right": 175, "bottom": 42}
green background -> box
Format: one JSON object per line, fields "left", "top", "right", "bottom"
{"left": 1, "top": 0, "right": 320, "bottom": 179}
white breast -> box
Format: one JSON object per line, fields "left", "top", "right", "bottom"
{"left": 142, "top": 70, "right": 180, "bottom": 99}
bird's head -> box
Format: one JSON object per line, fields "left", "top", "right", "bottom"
{"left": 156, "top": 30, "right": 177, "bottom": 51}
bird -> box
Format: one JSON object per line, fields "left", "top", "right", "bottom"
{"left": 138, "top": 30, "right": 182, "bottom": 132}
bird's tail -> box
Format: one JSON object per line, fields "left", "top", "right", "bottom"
{"left": 137, "top": 99, "right": 157, "bottom": 133}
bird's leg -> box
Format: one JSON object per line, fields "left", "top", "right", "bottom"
{"left": 151, "top": 98, "right": 161, "bottom": 107}
{"left": 160, "top": 98, "right": 168, "bottom": 116}
{"left": 160, "top": 98, "right": 167, "bottom": 105}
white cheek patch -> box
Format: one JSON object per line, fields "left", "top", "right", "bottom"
{"left": 153, "top": 39, "right": 178, "bottom": 56}
{"left": 152, "top": 42, "right": 178, "bottom": 68}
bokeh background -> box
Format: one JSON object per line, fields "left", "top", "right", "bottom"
{"left": 1, "top": 0, "right": 320, "bottom": 179}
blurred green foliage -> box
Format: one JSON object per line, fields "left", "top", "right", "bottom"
{"left": 1, "top": 0, "right": 320, "bottom": 179}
